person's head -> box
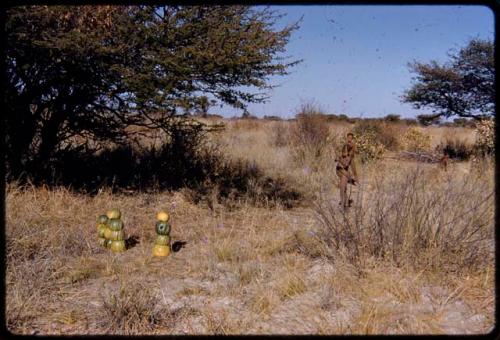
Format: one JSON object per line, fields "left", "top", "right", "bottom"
{"left": 347, "top": 132, "right": 354, "bottom": 143}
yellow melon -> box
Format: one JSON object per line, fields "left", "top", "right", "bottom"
{"left": 156, "top": 211, "right": 170, "bottom": 222}
{"left": 106, "top": 209, "right": 121, "bottom": 220}
{"left": 104, "top": 227, "right": 112, "bottom": 240}
{"left": 152, "top": 244, "right": 170, "bottom": 257}
{"left": 111, "top": 240, "right": 126, "bottom": 253}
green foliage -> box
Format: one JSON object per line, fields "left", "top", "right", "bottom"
{"left": 5, "top": 5, "right": 300, "bottom": 180}
{"left": 404, "top": 38, "right": 494, "bottom": 122}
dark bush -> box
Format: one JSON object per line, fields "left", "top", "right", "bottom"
{"left": 436, "top": 138, "right": 473, "bottom": 160}
{"left": 384, "top": 114, "right": 401, "bottom": 122}
{"left": 7, "top": 123, "right": 302, "bottom": 208}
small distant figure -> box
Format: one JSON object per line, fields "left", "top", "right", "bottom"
{"left": 439, "top": 153, "right": 450, "bottom": 172}
{"left": 336, "top": 133, "right": 358, "bottom": 209}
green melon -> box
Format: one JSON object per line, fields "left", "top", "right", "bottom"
{"left": 97, "top": 214, "right": 108, "bottom": 224}
{"left": 109, "top": 230, "right": 125, "bottom": 241}
{"left": 155, "top": 235, "right": 171, "bottom": 246}
{"left": 106, "top": 239, "right": 113, "bottom": 248}
{"left": 97, "top": 223, "right": 107, "bottom": 231}
{"left": 109, "top": 219, "right": 123, "bottom": 231}
{"left": 98, "top": 225, "right": 107, "bottom": 238}
{"left": 156, "top": 221, "right": 171, "bottom": 235}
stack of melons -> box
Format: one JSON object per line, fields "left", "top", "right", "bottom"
{"left": 106, "top": 209, "right": 126, "bottom": 253}
{"left": 152, "top": 211, "right": 171, "bottom": 257}
{"left": 97, "top": 214, "right": 108, "bottom": 247}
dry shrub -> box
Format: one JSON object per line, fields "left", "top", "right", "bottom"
{"left": 185, "top": 157, "right": 302, "bottom": 209}
{"left": 313, "top": 165, "right": 494, "bottom": 273}
{"left": 353, "top": 133, "right": 385, "bottom": 164}
{"left": 401, "top": 127, "right": 431, "bottom": 152}
{"left": 229, "top": 118, "right": 261, "bottom": 131}
{"left": 436, "top": 137, "right": 473, "bottom": 160}
{"left": 273, "top": 122, "right": 290, "bottom": 147}
{"left": 275, "top": 229, "right": 331, "bottom": 260}
{"left": 352, "top": 120, "right": 400, "bottom": 150}
{"left": 474, "top": 118, "right": 494, "bottom": 157}
{"left": 289, "top": 103, "right": 330, "bottom": 167}
{"left": 351, "top": 121, "right": 386, "bottom": 163}
{"left": 99, "top": 280, "right": 174, "bottom": 334}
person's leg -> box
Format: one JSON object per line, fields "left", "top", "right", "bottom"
{"left": 339, "top": 173, "right": 348, "bottom": 208}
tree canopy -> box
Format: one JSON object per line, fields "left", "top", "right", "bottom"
{"left": 5, "top": 5, "right": 300, "bottom": 177}
{"left": 403, "top": 38, "right": 494, "bottom": 124}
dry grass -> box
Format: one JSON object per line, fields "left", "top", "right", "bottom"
{"left": 5, "top": 119, "right": 494, "bottom": 335}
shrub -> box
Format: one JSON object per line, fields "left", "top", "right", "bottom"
{"left": 313, "top": 165, "right": 494, "bottom": 272}
{"left": 474, "top": 118, "right": 494, "bottom": 157}
{"left": 289, "top": 103, "right": 330, "bottom": 166}
{"left": 436, "top": 137, "right": 473, "bottom": 160}
{"left": 384, "top": 114, "right": 401, "bottom": 122}
{"left": 400, "top": 127, "right": 431, "bottom": 152}
{"left": 11, "top": 120, "right": 302, "bottom": 208}
{"left": 402, "top": 118, "right": 418, "bottom": 126}
{"left": 352, "top": 131, "right": 385, "bottom": 163}
{"left": 263, "top": 115, "right": 283, "bottom": 121}
{"left": 273, "top": 122, "right": 290, "bottom": 147}
{"left": 352, "top": 120, "right": 400, "bottom": 151}
{"left": 351, "top": 120, "right": 399, "bottom": 162}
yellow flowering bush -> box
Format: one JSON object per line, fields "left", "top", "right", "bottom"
{"left": 401, "top": 127, "right": 431, "bottom": 152}
{"left": 474, "top": 118, "right": 494, "bottom": 156}
{"left": 353, "top": 131, "right": 386, "bottom": 163}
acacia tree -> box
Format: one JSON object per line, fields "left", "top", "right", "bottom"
{"left": 403, "top": 38, "right": 494, "bottom": 124}
{"left": 5, "top": 5, "right": 300, "bottom": 177}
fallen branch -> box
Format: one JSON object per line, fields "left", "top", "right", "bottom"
{"left": 399, "top": 151, "right": 441, "bottom": 163}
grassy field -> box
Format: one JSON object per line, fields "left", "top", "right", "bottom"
{"left": 6, "top": 118, "right": 494, "bottom": 335}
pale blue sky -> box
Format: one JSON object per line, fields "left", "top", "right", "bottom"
{"left": 216, "top": 5, "right": 494, "bottom": 119}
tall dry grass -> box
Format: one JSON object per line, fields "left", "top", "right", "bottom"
{"left": 313, "top": 162, "right": 494, "bottom": 273}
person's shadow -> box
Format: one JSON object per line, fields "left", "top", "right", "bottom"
{"left": 171, "top": 241, "right": 187, "bottom": 252}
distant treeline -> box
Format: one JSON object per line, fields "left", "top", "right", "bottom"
{"left": 226, "top": 113, "right": 477, "bottom": 128}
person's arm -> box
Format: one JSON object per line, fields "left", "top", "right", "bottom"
{"left": 353, "top": 143, "right": 358, "bottom": 155}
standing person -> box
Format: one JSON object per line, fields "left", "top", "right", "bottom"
{"left": 439, "top": 153, "right": 450, "bottom": 171}
{"left": 345, "top": 132, "right": 358, "bottom": 181}
{"left": 336, "top": 133, "right": 358, "bottom": 208}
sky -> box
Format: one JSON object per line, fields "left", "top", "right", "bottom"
{"left": 216, "top": 5, "right": 494, "bottom": 119}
